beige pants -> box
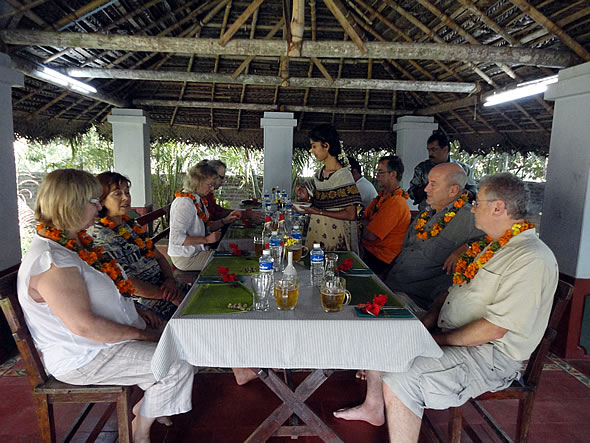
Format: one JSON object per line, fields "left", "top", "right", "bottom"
{"left": 170, "top": 250, "right": 214, "bottom": 271}
{"left": 55, "top": 341, "right": 194, "bottom": 418}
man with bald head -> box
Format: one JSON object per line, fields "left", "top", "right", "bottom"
{"left": 385, "top": 162, "right": 483, "bottom": 309}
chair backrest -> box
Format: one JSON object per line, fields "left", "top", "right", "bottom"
{"left": 0, "top": 267, "right": 49, "bottom": 389}
{"left": 136, "top": 204, "right": 171, "bottom": 243}
{"left": 521, "top": 279, "right": 574, "bottom": 387}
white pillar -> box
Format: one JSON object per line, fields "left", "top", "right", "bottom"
{"left": 392, "top": 116, "right": 439, "bottom": 209}
{"left": 541, "top": 61, "right": 590, "bottom": 358}
{"left": 107, "top": 109, "right": 152, "bottom": 213}
{"left": 542, "top": 62, "right": 590, "bottom": 278}
{"left": 0, "top": 53, "right": 24, "bottom": 270}
{"left": 260, "top": 112, "right": 297, "bottom": 196}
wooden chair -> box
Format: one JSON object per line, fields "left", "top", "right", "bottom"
{"left": 422, "top": 279, "right": 574, "bottom": 443}
{"left": 0, "top": 267, "right": 133, "bottom": 443}
{"left": 136, "top": 203, "right": 171, "bottom": 243}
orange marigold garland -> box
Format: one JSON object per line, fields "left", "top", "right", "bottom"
{"left": 366, "top": 188, "right": 409, "bottom": 216}
{"left": 36, "top": 223, "right": 136, "bottom": 297}
{"left": 98, "top": 215, "right": 156, "bottom": 258}
{"left": 174, "top": 190, "right": 212, "bottom": 228}
{"left": 453, "top": 221, "right": 535, "bottom": 285}
{"left": 414, "top": 193, "right": 469, "bottom": 240}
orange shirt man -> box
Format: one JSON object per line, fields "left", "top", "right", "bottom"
{"left": 361, "top": 156, "right": 411, "bottom": 278}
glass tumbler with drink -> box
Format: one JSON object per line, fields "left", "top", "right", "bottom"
{"left": 320, "top": 277, "right": 351, "bottom": 313}
{"left": 273, "top": 272, "right": 299, "bottom": 310}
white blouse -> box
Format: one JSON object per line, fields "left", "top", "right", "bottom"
{"left": 17, "top": 235, "right": 145, "bottom": 376}
{"left": 168, "top": 193, "right": 209, "bottom": 257}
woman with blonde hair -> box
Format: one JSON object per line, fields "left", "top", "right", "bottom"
{"left": 18, "top": 169, "right": 194, "bottom": 442}
{"left": 169, "top": 160, "right": 242, "bottom": 271}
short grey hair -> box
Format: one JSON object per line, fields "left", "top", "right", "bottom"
{"left": 446, "top": 164, "right": 468, "bottom": 190}
{"left": 208, "top": 159, "right": 227, "bottom": 173}
{"left": 479, "top": 173, "right": 528, "bottom": 219}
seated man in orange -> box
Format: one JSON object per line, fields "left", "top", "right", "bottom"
{"left": 361, "top": 156, "right": 411, "bottom": 279}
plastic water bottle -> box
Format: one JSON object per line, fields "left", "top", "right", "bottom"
{"left": 310, "top": 243, "right": 325, "bottom": 286}
{"left": 291, "top": 224, "right": 302, "bottom": 242}
{"left": 269, "top": 231, "right": 283, "bottom": 271}
{"left": 256, "top": 250, "right": 274, "bottom": 311}
{"left": 264, "top": 189, "right": 270, "bottom": 204}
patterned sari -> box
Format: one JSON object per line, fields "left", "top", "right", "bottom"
{"left": 304, "top": 166, "right": 361, "bottom": 252}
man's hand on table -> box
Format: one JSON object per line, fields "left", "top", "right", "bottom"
{"left": 160, "top": 278, "right": 184, "bottom": 306}
{"left": 136, "top": 305, "right": 164, "bottom": 332}
{"left": 206, "top": 230, "right": 222, "bottom": 244}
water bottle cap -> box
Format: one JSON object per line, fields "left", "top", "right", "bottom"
{"left": 262, "top": 250, "right": 270, "bottom": 255}
{"left": 313, "top": 243, "right": 321, "bottom": 249}
{"left": 294, "top": 224, "right": 300, "bottom": 229}
{"left": 272, "top": 231, "right": 278, "bottom": 235}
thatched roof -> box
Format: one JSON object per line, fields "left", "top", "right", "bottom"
{"left": 2, "top": 0, "right": 589, "bottom": 153}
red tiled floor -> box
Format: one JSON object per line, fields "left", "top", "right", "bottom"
{"left": 2, "top": 357, "right": 590, "bottom": 442}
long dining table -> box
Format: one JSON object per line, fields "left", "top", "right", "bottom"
{"left": 151, "top": 223, "right": 442, "bottom": 442}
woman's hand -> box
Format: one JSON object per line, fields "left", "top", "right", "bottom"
{"left": 223, "top": 210, "right": 242, "bottom": 225}
{"left": 135, "top": 305, "right": 164, "bottom": 330}
{"left": 205, "top": 230, "right": 222, "bottom": 244}
{"left": 295, "top": 184, "right": 310, "bottom": 201}
{"left": 160, "top": 278, "right": 184, "bottom": 306}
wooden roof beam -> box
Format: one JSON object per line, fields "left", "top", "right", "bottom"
{"left": 510, "top": 0, "right": 590, "bottom": 61}
{"left": 457, "top": 0, "right": 518, "bottom": 46}
{"left": 0, "top": 30, "right": 573, "bottom": 67}
{"left": 133, "top": 99, "right": 408, "bottom": 115}
{"left": 323, "top": 0, "right": 367, "bottom": 53}
{"left": 66, "top": 68, "right": 477, "bottom": 93}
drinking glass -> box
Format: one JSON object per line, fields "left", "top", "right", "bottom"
{"left": 253, "top": 235, "right": 264, "bottom": 257}
{"left": 273, "top": 273, "right": 299, "bottom": 310}
{"left": 250, "top": 273, "right": 272, "bottom": 311}
{"left": 324, "top": 253, "right": 339, "bottom": 280}
{"left": 320, "top": 277, "right": 351, "bottom": 313}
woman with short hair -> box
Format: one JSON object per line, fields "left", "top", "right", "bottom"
{"left": 89, "top": 172, "right": 188, "bottom": 320}
{"left": 169, "top": 160, "right": 241, "bottom": 271}
{"left": 18, "top": 169, "right": 194, "bottom": 441}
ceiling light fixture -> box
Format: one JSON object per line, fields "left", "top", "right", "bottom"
{"left": 37, "top": 66, "right": 97, "bottom": 94}
{"left": 483, "top": 75, "right": 558, "bottom": 107}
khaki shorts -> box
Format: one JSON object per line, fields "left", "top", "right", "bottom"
{"left": 171, "top": 250, "right": 213, "bottom": 271}
{"left": 382, "top": 343, "right": 522, "bottom": 419}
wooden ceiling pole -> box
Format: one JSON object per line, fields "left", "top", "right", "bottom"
{"left": 510, "top": 0, "right": 590, "bottom": 61}
{"left": 361, "top": 59, "right": 372, "bottom": 130}
{"left": 5, "top": 0, "right": 48, "bottom": 27}
{"left": 323, "top": 0, "right": 367, "bottom": 53}
{"left": 218, "top": 0, "right": 265, "bottom": 46}
{"left": 0, "top": 0, "right": 47, "bottom": 19}
{"left": 237, "top": 8, "right": 259, "bottom": 130}
{"left": 298, "top": 0, "right": 317, "bottom": 129}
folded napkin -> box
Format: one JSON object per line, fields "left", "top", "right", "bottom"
{"left": 197, "top": 275, "right": 245, "bottom": 283}
{"left": 340, "top": 268, "right": 374, "bottom": 276}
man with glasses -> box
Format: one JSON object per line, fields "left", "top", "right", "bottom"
{"left": 384, "top": 162, "right": 483, "bottom": 310}
{"left": 360, "top": 156, "right": 411, "bottom": 278}
{"left": 408, "top": 132, "right": 476, "bottom": 211}
{"left": 335, "top": 173, "right": 558, "bottom": 442}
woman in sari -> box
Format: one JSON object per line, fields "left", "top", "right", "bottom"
{"left": 295, "top": 124, "right": 361, "bottom": 252}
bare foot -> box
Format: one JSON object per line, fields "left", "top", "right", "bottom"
{"left": 333, "top": 404, "right": 385, "bottom": 426}
{"left": 132, "top": 398, "right": 143, "bottom": 416}
{"left": 232, "top": 368, "right": 258, "bottom": 385}
{"left": 355, "top": 370, "right": 367, "bottom": 381}
{"left": 131, "top": 416, "right": 152, "bottom": 443}
{"left": 156, "top": 416, "right": 173, "bottom": 426}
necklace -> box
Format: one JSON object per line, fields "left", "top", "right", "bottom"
{"left": 98, "top": 215, "right": 156, "bottom": 258}
{"left": 414, "top": 193, "right": 469, "bottom": 240}
{"left": 36, "top": 223, "right": 136, "bottom": 297}
{"left": 367, "top": 188, "right": 409, "bottom": 217}
{"left": 175, "top": 190, "right": 211, "bottom": 228}
{"left": 453, "top": 221, "right": 535, "bottom": 285}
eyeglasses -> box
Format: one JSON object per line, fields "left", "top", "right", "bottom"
{"left": 472, "top": 199, "right": 497, "bottom": 208}
{"left": 89, "top": 198, "right": 101, "bottom": 206}
{"left": 375, "top": 170, "right": 391, "bottom": 176}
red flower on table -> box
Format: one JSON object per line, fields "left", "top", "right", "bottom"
{"left": 336, "top": 258, "right": 354, "bottom": 273}
{"left": 357, "top": 294, "right": 389, "bottom": 316}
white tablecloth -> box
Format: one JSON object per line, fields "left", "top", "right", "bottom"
{"left": 151, "top": 266, "right": 442, "bottom": 381}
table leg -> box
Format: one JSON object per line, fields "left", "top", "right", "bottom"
{"left": 245, "top": 369, "right": 343, "bottom": 443}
